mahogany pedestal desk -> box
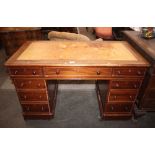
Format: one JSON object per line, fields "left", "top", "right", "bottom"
{"left": 5, "top": 41, "right": 149, "bottom": 120}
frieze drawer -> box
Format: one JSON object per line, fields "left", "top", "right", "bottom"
{"left": 44, "top": 67, "right": 112, "bottom": 78}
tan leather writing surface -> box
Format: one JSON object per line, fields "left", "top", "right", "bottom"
{"left": 17, "top": 41, "right": 137, "bottom": 62}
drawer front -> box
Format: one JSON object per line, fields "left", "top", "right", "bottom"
{"left": 9, "top": 67, "right": 43, "bottom": 77}
{"left": 105, "top": 103, "right": 132, "bottom": 113}
{"left": 13, "top": 79, "right": 46, "bottom": 89}
{"left": 108, "top": 90, "right": 137, "bottom": 102}
{"left": 111, "top": 80, "right": 141, "bottom": 89}
{"left": 143, "top": 89, "right": 155, "bottom": 99}
{"left": 44, "top": 67, "right": 112, "bottom": 78}
{"left": 112, "top": 68, "right": 146, "bottom": 77}
{"left": 142, "top": 99, "right": 155, "bottom": 110}
{"left": 22, "top": 104, "right": 49, "bottom": 112}
{"left": 18, "top": 91, "right": 48, "bottom": 101}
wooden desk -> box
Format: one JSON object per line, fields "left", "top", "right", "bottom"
{"left": 123, "top": 31, "right": 155, "bottom": 111}
{"left": 5, "top": 41, "right": 149, "bottom": 119}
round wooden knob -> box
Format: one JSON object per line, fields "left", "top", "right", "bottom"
{"left": 24, "top": 95, "right": 27, "bottom": 99}
{"left": 111, "top": 106, "right": 114, "bottom": 111}
{"left": 20, "top": 83, "right": 24, "bottom": 87}
{"left": 28, "top": 81, "right": 32, "bottom": 84}
{"left": 56, "top": 69, "right": 60, "bottom": 75}
{"left": 129, "top": 95, "right": 132, "bottom": 100}
{"left": 115, "top": 83, "right": 119, "bottom": 88}
{"left": 33, "top": 71, "right": 36, "bottom": 75}
{"left": 134, "top": 84, "right": 137, "bottom": 88}
{"left": 38, "top": 83, "right": 41, "bottom": 87}
{"left": 114, "top": 95, "right": 117, "bottom": 99}
{"left": 125, "top": 106, "right": 129, "bottom": 111}
{"left": 137, "top": 71, "right": 141, "bottom": 75}
{"left": 41, "top": 106, "right": 44, "bottom": 111}
{"left": 128, "top": 69, "right": 131, "bottom": 73}
{"left": 39, "top": 95, "right": 42, "bottom": 99}
{"left": 27, "top": 107, "right": 30, "bottom": 111}
{"left": 14, "top": 70, "right": 18, "bottom": 74}
{"left": 96, "top": 71, "right": 100, "bottom": 75}
{"left": 117, "top": 70, "right": 121, "bottom": 75}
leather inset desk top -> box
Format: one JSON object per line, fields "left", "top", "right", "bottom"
{"left": 5, "top": 41, "right": 149, "bottom": 67}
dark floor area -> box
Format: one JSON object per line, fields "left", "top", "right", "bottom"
{"left": 1, "top": 87, "right": 155, "bottom": 128}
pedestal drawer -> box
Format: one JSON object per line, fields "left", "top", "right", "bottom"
{"left": 9, "top": 67, "right": 43, "bottom": 77}
{"left": 18, "top": 91, "right": 48, "bottom": 101}
{"left": 144, "top": 89, "right": 155, "bottom": 99}
{"left": 112, "top": 68, "right": 146, "bottom": 77}
{"left": 22, "top": 104, "right": 49, "bottom": 112}
{"left": 110, "top": 80, "right": 141, "bottom": 89}
{"left": 108, "top": 90, "right": 137, "bottom": 102}
{"left": 13, "top": 79, "right": 46, "bottom": 89}
{"left": 105, "top": 103, "right": 132, "bottom": 113}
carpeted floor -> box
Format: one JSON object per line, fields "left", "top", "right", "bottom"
{"left": 0, "top": 87, "right": 155, "bottom": 128}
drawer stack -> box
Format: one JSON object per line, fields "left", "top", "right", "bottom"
{"left": 97, "top": 67, "right": 146, "bottom": 119}
{"left": 9, "top": 67, "right": 57, "bottom": 119}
